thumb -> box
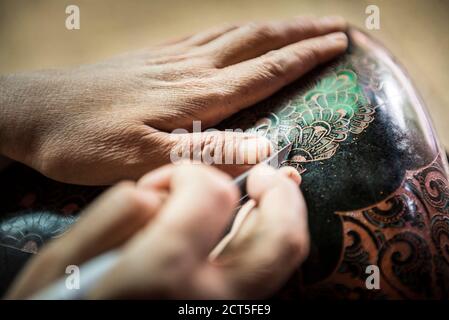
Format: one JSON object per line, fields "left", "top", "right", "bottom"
{"left": 168, "top": 131, "right": 273, "bottom": 176}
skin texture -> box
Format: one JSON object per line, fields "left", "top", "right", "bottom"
{"left": 6, "top": 163, "right": 308, "bottom": 299}
{"left": 0, "top": 16, "right": 347, "bottom": 185}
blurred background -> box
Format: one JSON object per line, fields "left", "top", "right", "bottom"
{"left": 0, "top": 0, "right": 448, "bottom": 148}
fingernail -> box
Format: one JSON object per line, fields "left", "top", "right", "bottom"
{"left": 326, "top": 32, "right": 348, "bottom": 43}
{"left": 286, "top": 168, "right": 302, "bottom": 185}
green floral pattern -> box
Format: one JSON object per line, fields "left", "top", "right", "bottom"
{"left": 243, "top": 61, "right": 376, "bottom": 172}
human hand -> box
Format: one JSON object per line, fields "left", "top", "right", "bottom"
{"left": 0, "top": 16, "right": 347, "bottom": 185}
{"left": 6, "top": 163, "right": 308, "bottom": 299}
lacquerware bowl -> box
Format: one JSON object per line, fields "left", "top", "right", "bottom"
{"left": 221, "top": 27, "right": 449, "bottom": 299}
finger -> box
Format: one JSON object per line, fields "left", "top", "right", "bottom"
{"left": 50, "top": 182, "right": 163, "bottom": 263}
{"left": 218, "top": 32, "right": 347, "bottom": 116}
{"left": 279, "top": 166, "right": 302, "bottom": 185}
{"left": 166, "top": 130, "right": 273, "bottom": 177}
{"left": 247, "top": 165, "right": 307, "bottom": 247}
{"left": 152, "top": 164, "right": 239, "bottom": 258}
{"left": 204, "top": 32, "right": 347, "bottom": 121}
{"left": 6, "top": 182, "right": 162, "bottom": 298}
{"left": 67, "top": 182, "right": 162, "bottom": 267}
{"left": 137, "top": 157, "right": 300, "bottom": 191}
{"left": 201, "top": 16, "right": 346, "bottom": 67}
{"left": 209, "top": 165, "right": 301, "bottom": 260}
{"left": 210, "top": 164, "right": 309, "bottom": 298}
{"left": 181, "top": 24, "right": 240, "bottom": 46}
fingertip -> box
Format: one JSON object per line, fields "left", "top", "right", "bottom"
{"left": 326, "top": 31, "right": 348, "bottom": 47}
{"left": 176, "top": 163, "right": 240, "bottom": 210}
{"left": 202, "top": 165, "right": 241, "bottom": 208}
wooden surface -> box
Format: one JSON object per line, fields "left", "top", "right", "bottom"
{"left": 0, "top": 0, "right": 447, "bottom": 148}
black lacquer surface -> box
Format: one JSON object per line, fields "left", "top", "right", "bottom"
{"left": 220, "top": 28, "right": 449, "bottom": 298}
{"left": 0, "top": 28, "right": 448, "bottom": 299}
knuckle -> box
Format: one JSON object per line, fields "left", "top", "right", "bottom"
{"left": 116, "top": 184, "right": 136, "bottom": 200}
{"left": 113, "top": 182, "right": 147, "bottom": 214}
{"left": 241, "top": 22, "right": 275, "bottom": 42}
{"left": 252, "top": 22, "right": 275, "bottom": 39}
{"left": 201, "top": 134, "right": 226, "bottom": 163}
{"left": 276, "top": 173, "right": 299, "bottom": 191}
{"left": 198, "top": 167, "right": 236, "bottom": 207}
{"left": 297, "top": 45, "right": 320, "bottom": 65}
{"left": 260, "top": 54, "right": 286, "bottom": 79}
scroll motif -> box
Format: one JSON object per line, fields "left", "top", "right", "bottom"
{"left": 308, "top": 154, "right": 449, "bottom": 299}
{"left": 362, "top": 194, "right": 425, "bottom": 229}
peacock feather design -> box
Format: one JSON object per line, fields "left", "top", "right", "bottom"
{"left": 239, "top": 56, "right": 380, "bottom": 173}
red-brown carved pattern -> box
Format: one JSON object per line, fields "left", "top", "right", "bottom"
{"left": 306, "top": 154, "right": 449, "bottom": 299}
